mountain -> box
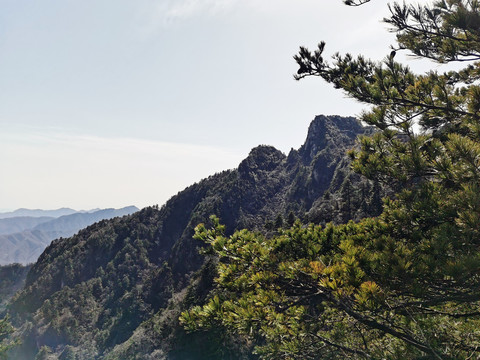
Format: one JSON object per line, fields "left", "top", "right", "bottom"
{"left": 0, "top": 208, "right": 79, "bottom": 219}
{"left": 0, "top": 230, "right": 54, "bottom": 266}
{"left": 6, "top": 115, "right": 385, "bottom": 359}
{"left": 0, "top": 206, "right": 139, "bottom": 265}
{"left": 0, "top": 217, "right": 54, "bottom": 235}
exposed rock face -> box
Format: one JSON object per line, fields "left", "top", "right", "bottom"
{"left": 299, "top": 115, "right": 364, "bottom": 164}
{"left": 297, "top": 115, "right": 368, "bottom": 199}
{"left": 238, "top": 145, "right": 286, "bottom": 178}
{"left": 8, "top": 115, "right": 382, "bottom": 360}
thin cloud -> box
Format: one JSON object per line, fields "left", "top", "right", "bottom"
{"left": 136, "top": 0, "right": 238, "bottom": 34}
{"left": 164, "top": 0, "right": 238, "bottom": 20}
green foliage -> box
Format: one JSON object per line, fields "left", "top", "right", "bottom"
{"left": 35, "top": 346, "right": 53, "bottom": 360}
{"left": 287, "top": 211, "right": 296, "bottom": 227}
{"left": 182, "top": 210, "right": 480, "bottom": 359}
{"left": 0, "top": 316, "right": 16, "bottom": 359}
{"left": 274, "top": 214, "right": 284, "bottom": 229}
{"left": 183, "top": 1, "right": 480, "bottom": 359}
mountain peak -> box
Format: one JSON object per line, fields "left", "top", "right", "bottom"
{"left": 299, "top": 115, "right": 366, "bottom": 164}
{"left": 238, "top": 145, "right": 285, "bottom": 178}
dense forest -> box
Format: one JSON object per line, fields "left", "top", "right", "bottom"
{"left": 2, "top": 0, "right": 480, "bottom": 359}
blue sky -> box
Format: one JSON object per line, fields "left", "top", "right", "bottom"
{"left": 1, "top": 0, "right": 407, "bottom": 211}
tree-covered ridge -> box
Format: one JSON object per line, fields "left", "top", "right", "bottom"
{"left": 180, "top": 0, "right": 480, "bottom": 359}
{"left": 5, "top": 115, "right": 376, "bottom": 359}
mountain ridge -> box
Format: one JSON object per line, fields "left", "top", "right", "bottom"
{"left": 0, "top": 208, "right": 79, "bottom": 219}
{"left": 0, "top": 207, "right": 109, "bottom": 219}
{"left": 7, "top": 115, "right": 383, "bottom": 359}
{"left": 0, "top": 217, "right": 55, "bottom": 235}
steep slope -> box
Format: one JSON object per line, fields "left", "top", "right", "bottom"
{"left": 0, "top": 206, "right": 139, "bottom": 265}
{"left": 8, "top": 115, "right": 383, "bottom": 359}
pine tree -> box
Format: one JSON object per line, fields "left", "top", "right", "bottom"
{"left": 286, "top": 211, "right": 296, "bottom": 227}
{"left": 0, "top": 316, "right": 15, "bottom": 359}
{"left": 274, "top": 214, "right": 284, "bottom": 229}
{"left": 182, "top": 1, "right": 480, "bottom": 359}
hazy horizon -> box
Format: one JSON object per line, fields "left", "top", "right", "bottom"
{"left": 0, "top": 205, "right": 138, "bottom": 213}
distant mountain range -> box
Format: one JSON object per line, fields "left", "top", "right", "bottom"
{"left": 0, "top": 207, "right": 99, "bottom": 219}
{"left": 0, "top": 216, "right": 55, "bottom": 235}
{"left": 0, "top": 206, "right": 139, "bottom": 265}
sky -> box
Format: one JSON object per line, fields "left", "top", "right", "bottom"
{"left": 0, "top": 0, "right": 427, "bottom": 211}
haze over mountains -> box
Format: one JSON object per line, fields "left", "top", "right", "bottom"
{"left": 0, "top": 208, "right": 86, "bottom": 219}
{"left": 0, "top": 206, "right": 139, "bottom": 265}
